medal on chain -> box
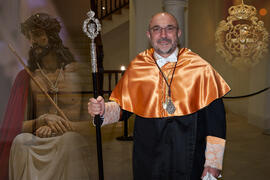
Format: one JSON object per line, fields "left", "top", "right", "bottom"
{"left": 157, "top": 62, "right": 177, "bottom": 114}
{"left": 166, "top": 97, "right": 176, "bottom": 114}
{"left": 163, "top": 88, "right": 176, "bottom": 114}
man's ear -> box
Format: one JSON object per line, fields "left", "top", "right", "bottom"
{"left": 177, "top": 29, "right": 182, "bottom": 38}
{"left": 146, "top": 31, "right": 151, "bottom": 39}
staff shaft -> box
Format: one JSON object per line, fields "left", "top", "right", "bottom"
{"left": 92, "top": 72, "right": 104, "bottom": 180}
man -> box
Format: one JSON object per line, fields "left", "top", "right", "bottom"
{"left": 88, "top": 12, "right": 230, "bottom": 180}
{"left": 0, "top": 13, "right": 91, "bottom": 180}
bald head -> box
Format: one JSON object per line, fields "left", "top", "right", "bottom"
{"left": 147, "top": 12, "right": 181, "bottom": 58}
{"left": 149, "top": 12, "right": 179, "bottom": 30}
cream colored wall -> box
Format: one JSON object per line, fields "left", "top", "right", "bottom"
{"left": 102, "top": 22, "right": 129, "bottom": 70}
{"left": 189, "top": 0, "right": 250, "bottom": 115}
{"left": 247, "top": 55, "right": 270, "bottom": 128}
{"left": 103, "top": 0, "right": 163, "bottom": 68}
{"left": 188, "top": 0, "right": 270, "bottom": 128}
{"left": 246, "top": 0, "right": 270, "bottom": 129}
{"left": 129, "top": 0, "right": 163, "bottom": 59}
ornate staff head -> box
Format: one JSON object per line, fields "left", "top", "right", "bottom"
{"left": 83, "top": 10, "right": 101, "bottom": 40}
{"left": 83, "top": 10, "right": 102, "bottom": 72}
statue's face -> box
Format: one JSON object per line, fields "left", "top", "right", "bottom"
{"left": 28, "top": 29, "right": 50, "bottom": 60}
{"left": 29, "top": 29, "right": 49, "bottom": 48}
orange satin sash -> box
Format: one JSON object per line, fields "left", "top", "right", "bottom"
{"left": 110, "top": 48, "right": 230, "bottom": 118}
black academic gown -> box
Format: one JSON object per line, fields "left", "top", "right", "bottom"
{"left": 132, "top": 98, "right": 226, "bottom": 180}
{"left": 110, "top": 48, "right": 230, "bottom": 180}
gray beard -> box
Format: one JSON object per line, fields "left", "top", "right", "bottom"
{"left": 155, "top": 42, "right": 178, "bottom": 56}
{"left": 156, "top": 46, "right": 175, "bottom": 55}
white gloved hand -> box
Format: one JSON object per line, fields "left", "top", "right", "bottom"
{"left": 202, "top": 172, "right": 221, "bottom": 180}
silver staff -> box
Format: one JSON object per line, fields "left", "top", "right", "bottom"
{"left": 83, "top": 10, "right": 104, "bottom": 180}
{"left": 83, "top": 10, "right": 101, "bottom": 73}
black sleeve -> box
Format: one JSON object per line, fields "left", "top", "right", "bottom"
{"left": 205, "top": 98, "right": 226, "bottom": 139}
{"left": 197, "top": 98, "right": 226, "bottom": 141}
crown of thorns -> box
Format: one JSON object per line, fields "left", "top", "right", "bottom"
{"left": 21, "top": 13, "right": 61, "bottom": 39}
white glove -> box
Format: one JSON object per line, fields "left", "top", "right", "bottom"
{"left": 202, "top": 172, "right": 222, "bottom": 180}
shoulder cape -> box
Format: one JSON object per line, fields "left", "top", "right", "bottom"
{"left": 110, "top": 48, "right": 230, "bottom": 118}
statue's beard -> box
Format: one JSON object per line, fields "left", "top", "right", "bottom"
{"left": 29, "top": 44, "right": 51, "bottom": 63}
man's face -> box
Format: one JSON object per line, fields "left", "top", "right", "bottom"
{"left": 147, "top": 13, "right": 181, "bottom": 57}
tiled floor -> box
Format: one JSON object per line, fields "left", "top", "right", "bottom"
{"left": 85, "top": 113, "right": 270, "bottom": 179}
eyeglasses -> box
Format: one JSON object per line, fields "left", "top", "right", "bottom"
{"left": 149, "top": 25, "right": 177, "bottom": 34}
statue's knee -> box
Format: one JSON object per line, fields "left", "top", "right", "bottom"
{"left": 12, "top": 133, "right": 33, "bottom": 147}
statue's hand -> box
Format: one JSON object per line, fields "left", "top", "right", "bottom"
{"left": 42, "top": 114, "right": 73, "bottom": 134}
{"left": 36, "top": 125, "right": 52, "bottom": 138}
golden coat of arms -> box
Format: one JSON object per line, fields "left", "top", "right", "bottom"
{"left": 215, "top": 1, "right": 269, "bottom": 68}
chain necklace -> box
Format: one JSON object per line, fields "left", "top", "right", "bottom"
{"left": 164, "top": 69, "right": 172, "bottom": 112}
{"left": 37, "top": 62, "right": 64, "bottom": 110}
{"left": 154, "top": 60, "right": 177, "bottom": 114}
